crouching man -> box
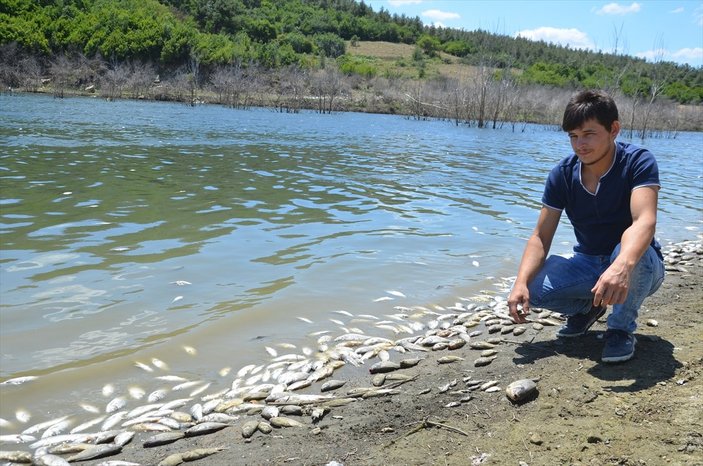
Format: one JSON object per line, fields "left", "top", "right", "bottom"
{"left": 507, "top": 89, "right": 665, "bottom": 362}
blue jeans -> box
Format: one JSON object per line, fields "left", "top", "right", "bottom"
{"left": 527, "top": 244, "right": 665, "bottom": 333}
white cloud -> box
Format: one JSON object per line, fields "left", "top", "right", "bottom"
{"left": 670, "top": 7, "right": 684, "bottom": 14}
{"left": 515, "top": 27, "right": 596, "bottom": 50}
{"left": 596, "top": 2, "right": 641, "bottom": 15}
{"left": 695, "top": 5, "right": 703, "bottom": 26}
{"left": 672, "top": 47, "right": 703, "bottom": 60}
{"left": 422, "top": 9, "right": 460, "bottom": 22}
{"left": 388, "top": 0, "right": 422, "bottom": 5}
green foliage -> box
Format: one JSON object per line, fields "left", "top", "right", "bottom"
{"left": 280, "top": 32, "right": 313, "bottom": 54}
{"left": 416, "top": 33, "right": 440, "bottom": 57}
{"left": 521, "top": 62, "right": 576, "bottom": 87}
{"left": 442, "top": 39, "right": 474, "bottom": 57}
{"left": 314, "top": 32, "right": 345, "bottom": 58}
{"left": 194, "top": 32, "right": 237, "bottom": 65}
{"left": 338, "top": 54, "right": 377, "bottom": 78}
{"left": 412, "top": 45, "right": 422, "bottom": 62}
{"left": 0, "top": 0, "right": 700, "bottom": 104}
{"left": 664, "top": 81, "right": 703, "bottom": 104}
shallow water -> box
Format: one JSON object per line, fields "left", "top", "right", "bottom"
{"left": 0, "top": 93, "right": 701, "bottom": 429}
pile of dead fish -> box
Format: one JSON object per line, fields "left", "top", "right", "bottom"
{"left": 0, "top": 297, "right": 556, "bottom": 465}
{"left": 1, "top": 238, "right": 699, "bottom": 465}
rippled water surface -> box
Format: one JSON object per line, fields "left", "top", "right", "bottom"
{"left": 1, "top": 93, "right": 701, "bottom": 427}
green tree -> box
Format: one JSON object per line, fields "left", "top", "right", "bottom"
{"left": 314, "top": 32, "right": 345, "bottom": 58}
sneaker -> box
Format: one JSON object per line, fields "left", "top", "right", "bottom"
{"left": 601, "top": 329, "right": 637, "bottom": 363}
{"left": 556, "top": 305, "right": 607, "bottom": 337}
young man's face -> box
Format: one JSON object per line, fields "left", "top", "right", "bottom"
{"left": 567, "top": 118, "right": 620, "bottom": 167}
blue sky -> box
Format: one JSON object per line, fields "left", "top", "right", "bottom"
{"left": 366, "top": 1, "right": 703, "bottom": 67}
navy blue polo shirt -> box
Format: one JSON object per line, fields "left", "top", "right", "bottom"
{"left": 542, "top": 141, "right": 662, "bottom": 258}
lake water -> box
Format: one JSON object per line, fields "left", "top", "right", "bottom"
{"left": 1, "top": 93, "right": 701, "bottom": 431}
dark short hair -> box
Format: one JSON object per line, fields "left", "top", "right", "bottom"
{"left": 562, "top": 90, "right": 619, "bottom": 132}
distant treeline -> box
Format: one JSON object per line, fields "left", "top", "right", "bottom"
{"left": 2, "top": 0, "right": 702, "bottom": 133}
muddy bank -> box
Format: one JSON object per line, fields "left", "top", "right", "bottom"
{"left": 103, "top": 239, "right": 702, "bottom": 466}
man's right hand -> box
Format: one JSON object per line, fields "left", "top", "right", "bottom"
{"left": 507, "top": 285, "right": 530, "bottom": 323}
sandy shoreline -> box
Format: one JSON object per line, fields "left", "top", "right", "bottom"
{"left": 72, "top": 237, "right": 702, "bottom": 466}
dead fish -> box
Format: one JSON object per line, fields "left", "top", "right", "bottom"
{"left": 181, "top": 448, "right": 226, "bottom": 462}
{"left": 0, "top": 376, "right": 38, "bottom": 386}
{"left": 437, "top": 355, "right": 464, "bottom": 364}
{"left": 143, "top": 432, "right": 185, "bottom": 448}
{"left": 372, "top": 374, "right": 386, "bottom": 387}
{"left": 0, "top": 450, "right": 32, "bottom": 463}
{"left": 307, "top": 365, "right": 334, "bottom": 382}
{"left": 47, "top": 443, "right": 93, "bottom": 454}
{"left": 95, "top": 461, "right": 141, "bottom": 466}
{"left": 280, "top": 405, "right": 303, "bottom": 416}
{"left": 29, "top": 433, "right": 94, "bottom": 450}
{"left": 134, "top": 362, "right": 153, "bottom": 372}
{"left": 184, "top": 422, "right": 228, "bottom": 437}
{"left": 369, "top": 361, "right": 401, "bottom": 374}
{"left": 241, "top": 420, "right": 259, "bottom": 438}
{"left": 362, "top": 388, "right": 400, "bottom": 399}
{"left": 172, "top": 380, "right": 203, "bottom": 391}
{"left": 311, "top": 407, "right": 327, "bottom": 424}
{"left": 147, "top": 389, "right": 168, "bottom": 403}
{"left": 484, "top": 386, "right": 502, "bottom": 393}
{"left": 22, "top": 416, "right": 69, "bottom": 436}
{"left": 155, "top": 375, "right": 189, "bottom": 383}
{"left": 513, "top": 326, "right": 527, "bottom": 336}
{"left": 128, "top": 386, "right": 145, "bottom": 400}
{"left": 33, "top": 454, "right": 70, "bottom": 466}
{"left": 102, "top": 411, "right": 128, "bottom": 430}
{"left": 269, "top": 417, "right": 304, "bottom": 428}
{"left": 480, "top": 349, "right": 499, "bottom": 357}
{"left": 474, "top": 356, "right": 497, "bottom": 367}
{"left": 15, "top": 410, "right": 30, "bottom": 424}
{"left": 157, "top": 453, "right": 184, "bottom": 466}
{"left": 399, "top": 358, "right": 423, "bottom": 368}
{"left": 106, "top": 397, "right": 127, "bottom": 413}
{"left": 131, "top": 422, "right": 172, "bottom": 432}
{"left": 41, "top": 419, "right": 72, "bottom": 438}
{"left": 67, "top": 444, "right": 122, "bottom": 462}
{"left": 93, "top": 429, "right": 123, "bottom": 445}
{"left": 257, "top": 421, "right": 272, "bottom": 434}
{"left": 469, "top": 341, "right": 496, "bottom": 350}
{"left": 127, "top": 403, "right": 165, "bottom": 419}
{"left": 200, "top": 413, "right": 238, "bottom": 424}
{"left": 448, "top": 339, "right": 466, "bottom": 350}
{"left": 70, "top": 415, "right": 106, "bottom": 434}
{"left": 505, "top": 379, "right": 538, "bottom": 403}
{"left": 480, "top": 380, "right": 499, "bottom": 391}
{"left": 260, "top": 406, "right": 279, "bottom": 420}
{"left": 321, "top": 379, "right": 346, "bottom": 392}
{"left": 114, "top": 431, "right": 135, "bottom": 447}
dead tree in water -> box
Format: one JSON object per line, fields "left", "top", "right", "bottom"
{"left": 49, "top": 55, "right": 74, "bottom": 98}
